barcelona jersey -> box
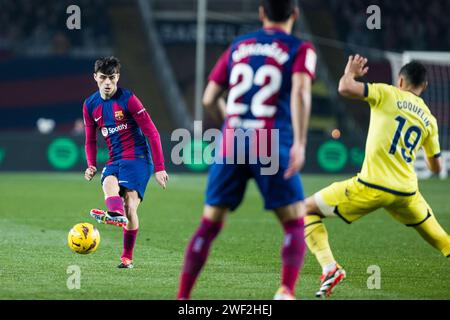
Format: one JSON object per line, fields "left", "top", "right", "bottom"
{"left": 205, "top": 27, "right": 316, "bottom": 211}
{"left": 209, "top": 27, "right": 316, "bottom": 147}
{"left": 83, "top": 88, "right": 152, "bottom": 165}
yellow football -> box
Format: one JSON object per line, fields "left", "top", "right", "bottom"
{"left": 68, "top": 223, "right": 100, "bottom": 254}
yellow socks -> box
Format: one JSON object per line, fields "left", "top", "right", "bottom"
{"left": 413, "top": 214, "right": 450, "bottom": 260}
{"left": 304, "top": 214, "right": 336, "bottom": 269}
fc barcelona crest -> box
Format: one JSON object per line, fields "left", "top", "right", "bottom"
{"left": 115, "top": 110, "right": 124, "bottom": 120}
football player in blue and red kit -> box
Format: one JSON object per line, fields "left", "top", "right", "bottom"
{"left": 83, "top": 57, "right": 169, "bottom": 268}
{"left": 177, "top": 0, "right": 316, "bottom": 299}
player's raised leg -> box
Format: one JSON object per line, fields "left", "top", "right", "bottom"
{"left": 118, "top": 189, "right": 141, "bottom": 268}
{"left": 273, "top": 201, "right": 306, "bottom": 300}
{"left": 414, "top": 216, "right": 450, "bottom": 260}
{"left": 177, "top": 205, "right": 227, "bottom": 300}
{"left": 386, "top": 193, "right": 450, "bottom": 261}
{"left": 90, "top": 175, "right": 128, "bottom": 227}
{"left": 304, "top": 194, "right": 346, "bottom": 298}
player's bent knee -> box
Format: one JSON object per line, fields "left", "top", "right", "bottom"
{"left": 203, "top": 205, "right": 228, "bottom": 222}
{"left": 102, "top": 176, "right": 120, "bottom": 196}
{"left": 124, "top": 201, "right": 138, "bottom": 213}
{"left": 313, "top": 192, "right": 336, "bottom": 218}
{"left": 273, "top": 201, "right": 304, "bottom": 223}
{"left": 303, "top": 196, "right": 325, "bottom": 219}
{"left": 304, "top": 197, "right": 321, "bottom": 216}
{"left": 124, "top": 190, "right": 140, "bottom": 202}
{"left": 125, "top": 198, "right": 140, "bottom": 214}
{"left": 103, "top": 175, "right": 118, "bottom": 185}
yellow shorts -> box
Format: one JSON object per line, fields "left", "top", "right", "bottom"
{"left": 315, "top": 176, "right": 432, "bottom": 226}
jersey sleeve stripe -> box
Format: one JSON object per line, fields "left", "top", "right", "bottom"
{"left": 363, "top": 83, "right": 369, "bottom": 97}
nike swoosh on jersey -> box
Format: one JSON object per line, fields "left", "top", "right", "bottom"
{"left": 94, "top": 116, "right": 102, "bottom": 122}
{"left": 118, "top": 180, "right": 129, "bottom": 184}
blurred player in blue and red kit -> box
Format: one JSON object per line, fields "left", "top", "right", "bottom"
{"left": 83, "top": 57, "right": 169, "bottom": 268}
{"left": 177, "top": 0, "right": 316, "bottom": 299}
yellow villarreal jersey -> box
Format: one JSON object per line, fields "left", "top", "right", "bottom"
{"left": 359, "top": 83, "right": 441, "bottom": 194}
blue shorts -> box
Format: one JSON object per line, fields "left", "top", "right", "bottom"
{"left": 101, "top": 158, "right": 153, "bottom": 201}
{"left": 205, "top": 146, "right": 304, "bottom": 211}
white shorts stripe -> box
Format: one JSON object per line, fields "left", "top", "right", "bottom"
{"left": 314, "top": 192, "right": 337, "bottom": 218}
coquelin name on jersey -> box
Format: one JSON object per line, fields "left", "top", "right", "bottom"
{"left": 396, "top": 100, "right": 430, "bottom": 127}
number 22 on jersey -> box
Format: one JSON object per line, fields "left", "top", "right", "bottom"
{"left": 227, "top": 63, "right": 282, "bottom": 118}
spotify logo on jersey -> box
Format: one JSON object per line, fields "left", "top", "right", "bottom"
{"left": 101, "top": 124, "right": 128, "bottom": 137}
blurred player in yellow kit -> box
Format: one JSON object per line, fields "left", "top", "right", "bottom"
{"left": 304, "top": 54, "right": 450, "bottom": 298}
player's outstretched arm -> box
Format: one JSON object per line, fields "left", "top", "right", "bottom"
{"left": 203, "top": 81, "right": 227, "bottom": 124}
{"left": 136, "top": 113, "right": 168, "bottom": 189}
{"left": 83, "top": 102, "right": 98, "bottom": 181}
{"left": 284, "top": 72, "right": 312, "bottom": 179}
{"left": 338, "top": 54, "right": 369, "bottom": 100}
{"left": 128, "top": 95, "right": 169, "bottom": 189}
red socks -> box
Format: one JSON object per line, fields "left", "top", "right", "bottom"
{"left": 121, "top": 228, "right": 138, "bottom": 260}
{"left": 177, "top": 216, "right": 305, "bottom": 299}
{"left": 177, "top": 217, "right": 223, "bottom": 299}
{"left": 105, "top": 196, "right": 124, "bottom": 215}
{"left": 281, "top": 218, "right": 306, "bottom": 294}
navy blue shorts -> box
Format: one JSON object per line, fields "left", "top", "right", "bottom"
{"left": 205, "top": 145, "right": 304, "bottom": 211}
{"left": 101, "top": 158, "right": 153, "bottom": 201}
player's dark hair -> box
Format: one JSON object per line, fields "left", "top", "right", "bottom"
{"left": 260, "top": 0, "right": 296, "bottom": 22}
{"left": 399, "top": 61, "right": 427, "bottom": 88}
{"left": 94, "top": 56, "right": 121, "bottom": 75}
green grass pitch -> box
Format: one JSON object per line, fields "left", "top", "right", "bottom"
{"left": 0, "top": 173, "right": 448, "bottom": 299}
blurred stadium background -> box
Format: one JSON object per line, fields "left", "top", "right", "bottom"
{"left": 1, "top": 0, "right": 449, "bottom": 176}
{"left": 1, "top": 0, "right": 450, "bottom": 300}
